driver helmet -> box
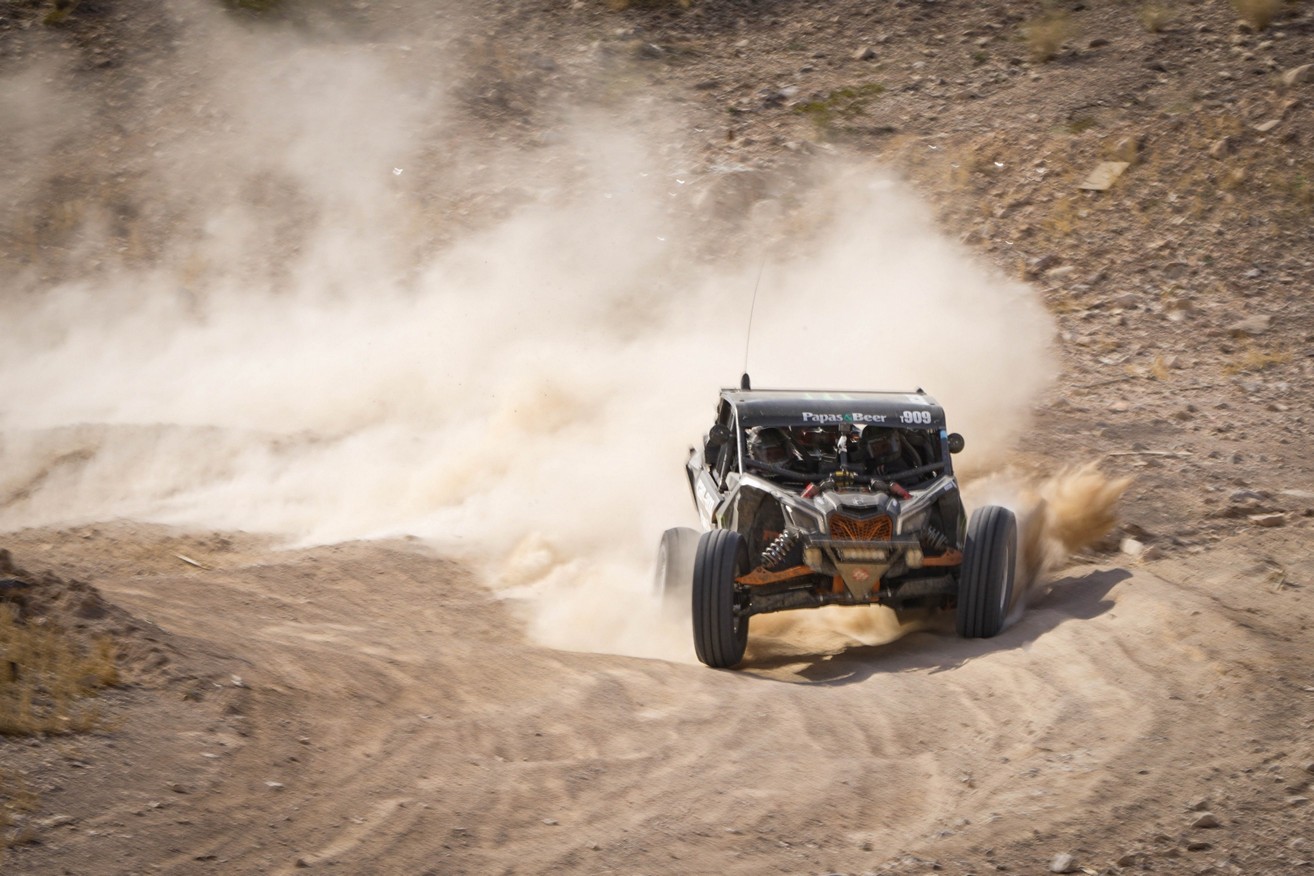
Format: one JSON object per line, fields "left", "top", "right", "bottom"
{"left": 749, "top": 427, "right": 793, "bottom": 465}
{"left": 863, "top": 427, "right": 904, "bottom": 469}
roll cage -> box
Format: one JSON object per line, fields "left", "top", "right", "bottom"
{"left": 699, "top": 388, "right": 954, "bottom": 486}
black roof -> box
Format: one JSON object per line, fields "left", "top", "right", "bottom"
{"left": 721, "top": 388, "right": 946, "bottom": 429}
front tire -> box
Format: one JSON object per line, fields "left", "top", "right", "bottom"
{"left": 956, "top": 505, "right": 1017, "bottom": 638}
{"left": 692, "top": 530, "right": 750, "bottom": 668}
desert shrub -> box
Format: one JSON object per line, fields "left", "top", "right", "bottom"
{"left": 1223, "top": 343, "right": 1291, "bottom": 374}
{"left": 224, "top": 0, "right": 284, "bottom": 11}
{"left": 604, "top": 0, "right": 692, "bottom": 10}
{"left": 1139, "top": 3, "right": 1176, "bottom": 31}
{"left": 1068, "top": 115, "right": 1098, "bottom": 134}
{"left": 1289, "top": 173, "right": 1314, "bottom": 209}
{"left": 1230, "top": 0, "right": 1283, "bottom": 29}
{"left": 1023, "top": 8, "right": 1076, "bottom": 62}
{"left": 42, "top": 0, "right": 81, "bottom": 25}
{"left": 0, "top": 604, "right": 119, "bottom": 737}
{"left": 794, "top": 83, "right": 886, "bottom": 132}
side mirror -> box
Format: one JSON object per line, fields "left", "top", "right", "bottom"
{"left": 947, "top": 433, "right": 965, "bottom": 454}
{"left": 707, "top": 423, "right": 732, "bottom": 447}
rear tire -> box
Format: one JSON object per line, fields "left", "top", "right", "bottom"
{"left": 692, "top": 530, "right": 750, "bottom": 668}
{"left": 653, "top": 527, "right": 698, "bottom": 611}
{"left": 956, "top": 505, "right": 1017, "bottom": 638}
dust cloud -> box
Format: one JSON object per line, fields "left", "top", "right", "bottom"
{"left": 1, "top": 3, "right": 1082, "bottom": 662}
{"left": 973, "top": 464, "right": 1133, "bottom": 610}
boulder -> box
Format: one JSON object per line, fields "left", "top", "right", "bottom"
{"left": 1280, "top": 63, "right": 1312, "bottom": 87}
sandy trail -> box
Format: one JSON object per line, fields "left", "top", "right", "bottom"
{"left": 4, "top": 524, "right": 1299, "bottom": 875}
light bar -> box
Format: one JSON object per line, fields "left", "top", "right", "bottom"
{"left": 838, "top": 547, "right": 888, "bottom": 562}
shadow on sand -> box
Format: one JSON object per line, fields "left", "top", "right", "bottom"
{"left": 741, "top": 566, "right": 1133, "bottom": 686}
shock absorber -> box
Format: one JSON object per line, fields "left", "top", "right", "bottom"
{"left": 919, "top": 525, "right": 950, "bottom": 553}
{"left": 761, "top": 530, "right": 801, "bottom": 571}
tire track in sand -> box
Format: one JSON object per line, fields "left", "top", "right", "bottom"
{"left": 27, "top": 533, "right": 1290, "bottom": 875}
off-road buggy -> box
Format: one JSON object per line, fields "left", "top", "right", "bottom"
{"left": 656, "top": 381, "right": 1018, "bottom": 668}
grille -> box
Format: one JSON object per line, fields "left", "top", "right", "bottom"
{"left": 828, "top": 513, "right": 892, "bottom": 541}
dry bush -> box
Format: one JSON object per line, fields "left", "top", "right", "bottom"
{"left": 1223, "top": 343, "right": 1291, "bottom": 374}
{"left": 604, "top": 0, "right": 692, "bottom": 10}
{"left": 1067, "top": 115, "right": 1098, "bottom": 134}
{"left": 223, "top": 0, "right": 285, "bottom": 12}
{"left": 0, "top": 604, "right": 119, "bottom": 737}
{"left": 1219, "top": 165, "right": 1248, "bottom": 191}
{"left": 1139, "top": 3, "right": 1176, "bottom": 31}
{"left": 1230, "top": 0, "right": 1283, "bottom": 29}
{"left": 1044, "top": 195, "right": 1082, "bottom": 238}
{"left": 1023, "top": 8, "right": 1076, "bottom": 62}
{"left": 1281, "top": 169, "right": 1314, "bottom": 215}
{"left": 794, "top": 83, "right": 886, "bottom": 134}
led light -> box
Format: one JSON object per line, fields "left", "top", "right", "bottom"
{"left": 840, "top": 548, "right": 888, "bottom": 562}
{"left": 905, "top": 547, "right": 925, "bottom": 569}
{"left": 804, "top": 547, "right": 823, "bottom": 568}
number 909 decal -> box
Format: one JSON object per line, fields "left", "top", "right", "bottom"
{"left": 899, "top": 409, "right": 933, "bottom": 425}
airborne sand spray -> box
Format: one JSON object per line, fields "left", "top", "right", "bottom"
{"left": 0, "top": 4, "right": 1118, "bottom": 662}
{"left": 980, "top": 464, "right": 1133, "bottom": 610}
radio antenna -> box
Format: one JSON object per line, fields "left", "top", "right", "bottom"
{"left": 741, "top": 256, "right": 767, "bottom": 383}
